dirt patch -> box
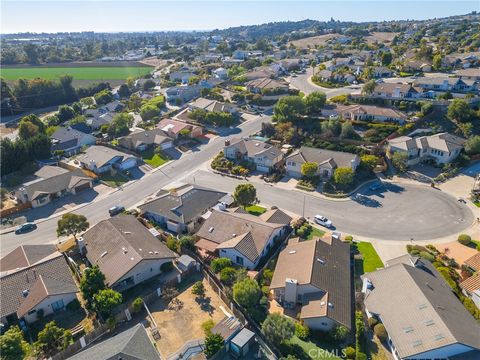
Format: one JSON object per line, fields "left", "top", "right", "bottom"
{"left": 365, "top": 32, "right": 399, "bottom": 45}
{"left": 289, "top": 34, "right": 340, "bottom": 48}
{"left": 149, "top": 277, "right": 227, "bottom": 358}
{"left": 438, "top": 241, "right": 478, "bottom": 265}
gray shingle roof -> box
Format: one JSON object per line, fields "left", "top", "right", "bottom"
{"left": 77, "top": 146, "right": 137, "bottom": 169}
{"left": 83, "top": 215, "right": 177, "bottom": 287}
{"left": 0, "top": 244, "right": 58, "bottom": 272}
{"left": 0, "top": 248, "right": 78, "bottom": 319}
{"left": 118, "top": 129, "right": 173, "bottom": 151}
{"left": 286, "top": 146, "right": 358, "bottom": 169}
{"left": 51, "top": 127, "right": 95, "bottom": 151}
{"left": 67, "top": 324, "right": 160, "bottom": 360}
{"left": 362, "top": 255, "right": 480, "bottom": 359}
{"left": 139, "top": 185, "right": 227, "bottom": 225}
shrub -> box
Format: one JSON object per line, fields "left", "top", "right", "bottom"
{"left": 160, "top": 262, "right": 174, "bottom": 272}
{"left": 132, "top": 297, "right": 143, "bottom": 313}
{"left": 201, "top": 319, "right": 214, "bottom": 335}
{"left": 356, "top": 352, "right": 367, "bottom": 360}
{"left": 331, "top": 325, "right": 349, "bottom": 342}
{"left": 106, "top": 317, "right": 116, "bottom": 330}
{"left": 344, "top": 346, "right": 356, "bottom": 359}
{"left": 367, "top": 317, "right": 378, "bottom": 329}
{"left": 458, "top": 234, "right": 472, "bottom": 246}
{"left": 66, "top": 299, "right": 81, "bottom": 312}
{"left": 419, "top": 251, "right": 435, "bottom": 262}
{"left": 192, "top": 281, "right": 205, "bottom": 297}
{"left": 211, "top": 258, "right": 232, "bottom": 273}
{"left": 220, "top": 267, "right": 237, "bottom": 285}
{"left": 294, "top": 322, "right": 310, "bottom": 340}
{"left": 261, "top": 285, "right": 270, "bottom": 297}
{"left": 166, "top": 236, "right": 177, "bottom": 251}
{"left": 261, "top": 269, "right": 273, "bottom": 286}
{"left": 374, "top": 323, "right": 388, "bottom": 342}
{"left": 344, "top": 235, "right": 353, "bottom": 242}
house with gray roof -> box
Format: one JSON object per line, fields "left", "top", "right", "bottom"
{"left": 77, "top": 145, "right": 138, "bottom": 174}
{"left": 118, "top": 128, "right": 174, "bottom": 153}
{"left": 81, "top": 215, "right": 177, "bottom": 292}
{"left": 188, "top": 97, "right": 238, "bottom": 115}
{"left": 224, "top": 137, "right": 284, "bottom": 173}
{"left": 413, "top": 76, "right": 476, "bottom": 93}
{"left": 387, "top": 132, "right": 465, "bottom": 165}
{"left": 138, "top": 184, "right": 228, "bottom": 234}
{"left": 67, "top": 323, "right": 160, "bottom": 360}
{"left": 195, "top": 209, "right": 289, "bottom": 269}
{"left": 15, "top": 166, "right": 93, "bottom": 208}
{"left": 362, "top": 255, "right": 480, "bottom": 360}
{"left": 270, "top": 237, "right": 352, "bottom": 331}
{"left": 51, "top": 127, "right": 96, "bottom": 156}
{"left": 0, "top": 245, "right": 79, "bottom": 325}
{"left": 285, "top": 146, "right": 359, "bottom": 179}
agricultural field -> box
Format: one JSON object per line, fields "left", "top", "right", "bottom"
{"left": 1, "top": 62, "right": 153, "bottom": 87}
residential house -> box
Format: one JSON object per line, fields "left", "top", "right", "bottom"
{"left": 387, "top": 133, "right": 465, "bottom": 165}
{"left": 372, "top": 66, "right": 393, "bottom": 78}
{"left": 316, "top": 70, "right": 334, "bottom": 81}
{"left": 246, "top": 77, "right": 289, "bottom": 95}
{"left": 270, "top": 237, "right": 352, "bottom": 331}
{"left": 405, "top": 60, "right": 432, "bottom": 73}
{"left": 169, "top": 69, "right": 197, "bottom": 84}
{"left": 188, "top": 97, "right": 238, "bottom": 115}
{"left": 337, "top": 104, "right": 407, "bottom": 124}
{"left": 362, "top": 255, "right": 480, "bottom": 360}
{"left": 157, "top": 118, "right": 203, "bottom": 139}
{"left": 118, "top": 129, "right": 174, "bottom": 152}
{"left": 0, "top": 245, "right": 79, "bottom": 325}
{"left": 138, "top": 184, "right": 228, "bottom": 233}
{"left": 455, "top": 68, "right": 480, "bottom": 81}
{"left": 243, "top": 66, "right": 280, "bottom": 81}
{"left": 413, "top": 77, "right": 476, "bottom": 93}
{"left": 195, "top": 208, "right": 290, "bottom": 269}
{"left": 165, "top": 84, "right": 202, "bottom": 104}
{"left": 213, "top": 67, "right": 228, "bottom": 79}
{"left": 77, "top": 145, "right": 138, "bottom": 174}
{"left": 51, "top": 127, "right": 96, "bottom": 155}
{"left": 81, "top": 215, "right": 177, "bottom": 292}
{"left": 460, "top": 272, "right": 480, "bottom": 309}
{"left": 102, "top": 100, "right": 125, "bottom": 113}
{"left": 285, "top": 146, "right": 360, "bottom": 179}
{"left": 224, "top": 137, "right": 284, "bottom": 173}
{"left": 67, "top": 324, "right": 161, "bottom": 360}
{"left": 232, "top": 50, "right": 249, "bottom": 60}
{"left": 373, "top": 83, "right": 421, "bottom": 99}
{"left": 324, "top": 58, "right": 353, "bottom": 71}
{"left": 15, "top": 166, "right": 93, "bottom": 208}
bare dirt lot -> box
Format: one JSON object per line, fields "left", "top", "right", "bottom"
{"left": 289, "top": 34, "right": 340, "bottom": 48}
{"left": 149, "top": 276, "right": 227, "bottom": 358}
{"left": 365, "top": 32, "right": 399, "bottom": 45}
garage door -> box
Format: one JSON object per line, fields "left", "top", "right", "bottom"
{"left": 75, "top": 182, "right": 91, "bottom": 192}
{"left": 166, "top": 221, "right": 179, "bottom": 233}
{"left": 256, "top": 165, "right": 269, "bottom": 172}
{"left": 161, "top": 142, "right": 173, "bottom": 150}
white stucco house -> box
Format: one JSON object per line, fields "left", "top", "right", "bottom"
{"left": 77, "top": 145, "right": 138, "bottom": 174}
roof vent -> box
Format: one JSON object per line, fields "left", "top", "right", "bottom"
{"left": 130, "top": 257, "right": 135, "bottom": 261}
{"left": 209, "top": 227, "right": 214, "bottom": 233}
{"left": 320, "top": 301, "right": 325, "bottom": 306}
{"left": 425, "top": 320, "right": 434, "bottom": 326}
{"left": 232, "top": 233, "right": 236, "bottom": 237}
{"left": 149, "top": 251, "right": 154, "bottom": 255}
{"left": 154, "top": 251, "right": 159, "bottom": 254}
{"left": 317, "top": 258, "right": 326, "bottom": 265}
{"left": 138, "top": 248, "right": 142, "bottom": 252}
{"left": 122, "top": 247, "right": 128, "bottom": 254}
{"left": 327, "top": 302, "right": 333, "bottom": 308}
{"left": 289, "top": 250, "right": 296, "bottom": 254}
{"left": 22, "top": 289, "right": 29, "bottom": 297}
{"left": 124, "top": 231, "right": 132, "bottom": 235}
{"left": 100, "top": 251, "right": 108, "bottom": 258}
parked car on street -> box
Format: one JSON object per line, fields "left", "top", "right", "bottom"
{"left": 109, "top": 205, "right": 125, "bottom": 216}
{"left": 15, "top": 222, "right": 37, "bottom": 234}
{"left": 314, "top": 215, "right": 332, "bottom": 228}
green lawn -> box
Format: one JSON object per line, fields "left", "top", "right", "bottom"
{"left": 306, "top": 227, "right": 326, "bottom": 240}
{"left": 473, "top": 201, "right": 480, "bottom": 208}
{"left": 281, "top": 335, "right": 341, "bottom": 360}
{"left": 99, "top": 172, "right": 129, "bottom": 187}
{"left": 141, "top": 149, "right": 169, "bottom": 168}
{"left": 1, "top": 66, "right": 152, "bottom": 81}
{"left": 245, "top": 204, "right": 267, "bottom": 216}
{"left": 356, "top": 242, "right": 384, "bottom": 273}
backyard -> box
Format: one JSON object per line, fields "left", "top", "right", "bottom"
{"left": 141, "top": 149, "right": 170, "bottom": 168}
{"left": 356, "top": 242, "right": 384, "bottom": 273}
{"left": 280, "top": 335, "right": 342, "bottom": 360}
{"left": 148, "top": 275, "right": 227, "bottom": 358}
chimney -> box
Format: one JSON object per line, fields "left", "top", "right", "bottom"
{"left": 225, "top": 139, "right": 230, "bottom": 146}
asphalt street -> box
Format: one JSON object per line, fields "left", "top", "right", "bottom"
{"left": 0, "top": 115, "right": 267, "bottom": 256}
{"left": 185, "top": 170, "right": 474, "bottom": 241}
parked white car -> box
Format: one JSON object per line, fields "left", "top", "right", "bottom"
{"left": 314, "top": 215, "right": 332, "bottom": 228}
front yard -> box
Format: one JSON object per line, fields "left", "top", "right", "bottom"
{"left": 141, "top": 149, "right": 169, "bottom": 168}
{"left": 148, "top": 275, "right": 227, "bottom": 358}
{"left": 99, "top": 172, "right": 129, "bottom": 187}
{"left": 245, "top": 204, "right": 267, "bottom": 216}
{"left": 356, "top": 242, "right": 384, "bottom": 273}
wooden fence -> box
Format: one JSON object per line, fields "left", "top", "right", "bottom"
{"left": 0, "top": 201, "right": 32, "bottom": 218}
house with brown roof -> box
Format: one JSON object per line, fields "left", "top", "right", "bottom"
{"left": 195, "top": 209, "right": 290, "bottom": 269}
{"left": 373, "top": 83, "right": 421, "bottom": 99}
{"left": 81, "top": 215, "right": 177, "bottom": 292}
{"left": 224, "top": 137, "right": 284, "bottom": 173}
{"left": 245, "top": 78, "right": 289, "bottom": 95}
{"left": 270, "top": 237, "right": 352, "bottom": 331}
{"left": 188, "top": 97, "right": 238, "bottom": 115}
{"left": 387, "top": 133, "right": 465, "bottom": 165}
{"left": 15, "top": 166, "right": 93, "bottom": 208}
{"left": 285, "top": 146, "right": 359, "bottom": 179}
{"left": 118, "top": 129, "right": 174, "bottom": 152}
{"left": 0, "top": 245, "right": 79, "bottom": 325}
{"left": 362, "top": 255, "right": 480, "bottom": 360}
{"left": 157, "top": 118, "right": 203, "bottom": 139}
{"left": 337, "top": 104, "right": 407, "bottom": 124}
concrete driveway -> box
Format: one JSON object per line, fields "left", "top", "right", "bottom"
{"left": 187, "top": 170, "right": 474, "bottom": 241}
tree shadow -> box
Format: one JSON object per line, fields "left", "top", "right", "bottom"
{"left": 195, "top": 296, "right": 215, "bottom": 315}
{"left": 385, "top": 183, "right": 405, "bottom": 194}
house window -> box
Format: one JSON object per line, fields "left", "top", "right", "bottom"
{"left": 51, "top": 299, "right": 64, "bottom": 312}
{"left": 236, "top": 256, "right": 244, "bottom": 266}
{"left": 28, "top": 309, "right": 37, "bottom": 315}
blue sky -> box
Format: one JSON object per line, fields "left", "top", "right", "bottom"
{"left": 1, "top": 1, "right": 479, "bottom": 34}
